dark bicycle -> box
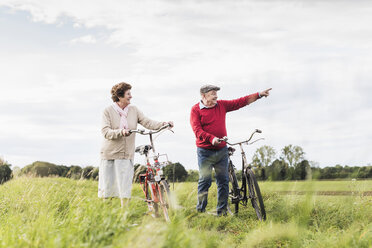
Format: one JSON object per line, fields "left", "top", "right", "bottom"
{"left": 219, "top": 129, "right": 266, "bottom": 221}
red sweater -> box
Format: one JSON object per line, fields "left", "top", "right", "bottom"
{"left": 190, "top": 93, "right": 259, "bottom": 150}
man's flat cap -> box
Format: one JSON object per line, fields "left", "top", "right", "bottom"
{"left": 200, "top": 84, "right": 220, "bottom": 94}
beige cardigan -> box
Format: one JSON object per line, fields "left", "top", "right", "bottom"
{"left": 100, "top": 105, "right": 164, "bottom": 160}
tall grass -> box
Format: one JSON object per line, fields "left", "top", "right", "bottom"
{"left": 0, "top": 177, "right": 371, "bottom": 247}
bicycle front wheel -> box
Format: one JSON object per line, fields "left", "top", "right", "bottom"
{"left": 146, "top": 181, "right": 159, "bottom": 217}
{"left": 158, "top": 180, "right": 172, "bottom": 222}
{"left": 228, "top": 161, "right": 240, "bottom": 214}
{"left": 245, "top": 169, "right": 266, "bottom": 221}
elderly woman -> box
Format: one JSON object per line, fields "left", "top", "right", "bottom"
{"left": 99, "top": 82, "right": 173, "bottom": 207}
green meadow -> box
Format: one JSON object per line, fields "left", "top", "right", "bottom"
{"left": 0, "top": 178, "right": 371, "bottom": 247}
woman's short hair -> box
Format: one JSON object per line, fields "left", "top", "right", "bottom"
{"left": 111, "top": 82, "right": 132, "bottom": 102}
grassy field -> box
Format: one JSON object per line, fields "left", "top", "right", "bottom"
{"left": 259, "top": 180, "right": 372, "bottom": 193}
{"left": 0, "top": 178, "right": 371, "bottom": 247}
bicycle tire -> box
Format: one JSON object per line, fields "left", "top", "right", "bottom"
{"left": 228, "top": 161, "right": 240, "bottom": 214}
{"left": 146, "top": 181, "right": 159, "bottom": 217}
{"left": 245, "top": 169, "right": 266, "bottom": 221}
{"left": 159, "top": 180, "right": 171, "bottom": 222}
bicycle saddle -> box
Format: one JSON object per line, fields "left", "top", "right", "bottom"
{"left": 135, "top": 145, "right": 152, "bottom": 155}
{"left": 228, "top": 147, "right": 236, "bottom": 155}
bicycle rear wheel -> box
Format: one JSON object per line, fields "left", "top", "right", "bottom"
{"left": 245, "top": 169, "right": 266, "bottom": 221}
{"left": 159, "top": 180, "right": 171, "bottom": 222}
{"left": 228, "top": 161, "right": 240, "bottom": 214}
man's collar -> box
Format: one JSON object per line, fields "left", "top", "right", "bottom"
{"left": 199, "top": 100, "right": 217, "bottom": 109}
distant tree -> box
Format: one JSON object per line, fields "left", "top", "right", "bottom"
{"left": 21, "top": 161, "right": 60, "bottom": 177}
{"left": 313, "top": 164, "right": 372, "bottom": 179}
{"left": 82, "top": 166, "right": 95, "bottom": 179}
{"left": 0, "top": 157, "right": 12, "bottom": 184}
{"left": 281, "top": 145, "right": 305, "bottom": 168}
{"left": 366, "top": 166, "right": 372, "bottom": 178}
{"left": 286, "top": 166, "right": 295, "bottom": 180}
{"left": 294, "top": 160, "right": 310, "bottom": 180}
{"left": 268, "top": 159, "right": 289, "bottom": 181}
{"left": 164, "top": 162, "right": 188, "bottom": 182}
{"left": 252, "top": 145, "right": 276, "bottom": 168}
{"left": 56, "top": 165, "right": 70, "bottom": 177}
{"left": 92, "top": 167, "right": 99, "bottom": 180}
{"left": 311, "top": 167, "right": 321, "bottom": 180}
{"left": 356, "top": 166, "right": 372, "bottom": 178}
{"left": 66, "top": 165, "right": 82, "bottom": 179}
{"left": 251, "top": 146, "right": 276, "bottom": 180}
{"left": 186, "top": 170, "right": 199, "bottom": 182}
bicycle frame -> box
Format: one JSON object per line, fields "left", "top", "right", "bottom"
{"left": 138, "top": 150, "right": 168, "bottom": 204}
{"left": 228, "top": 147, "right": 250, "bottom": 207}
{"left": 130, "top": 124, "right": 173, "bottom": 221}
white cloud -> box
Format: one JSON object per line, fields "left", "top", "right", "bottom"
{"left": 0, "top": 1, "right": 372, "bottom": 168}
{"left": 70, "top": 35, "right": 96, "bottom": 44}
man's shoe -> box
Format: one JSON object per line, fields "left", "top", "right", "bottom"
{"left": 217, "top": 211, "right": 227, "bottom": 217}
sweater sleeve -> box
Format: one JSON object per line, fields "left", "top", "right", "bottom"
{"left": 220, "top": 93, "right": 257, "bottom": 112}
{"left": 190, "top": 106, "right": 216, "bottom": 144}
{"left": 136, "top": 107, "right": 164, "bottom": 130}
{"left": 101, "top": 109, "right": 124, "bottom": 140}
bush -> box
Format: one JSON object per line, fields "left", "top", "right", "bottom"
{"left": 0, "top": 157, "right": 12, "bottom": 184}
{"left": 0, "top": 164, "right": 12, "bottom": 184}
{"left": 21, "top": 161, "right": 60, "bottom": 177}
{"left": 164, "top": 162, "right": 188, "bottom": 182}
{"left": 92, "top": 167, "right": 99, "bottom": 180}
{"left": 66, "top": 166, "right": 82, "bottom": 179}
{"left": 186, "top": 170, "right": 199, "bottom": 182}
{"left": 82, "top": 166, "right": 95, "bottom": 179}
{"left": 56, "top": 165, "right": 70, "bottom": 177}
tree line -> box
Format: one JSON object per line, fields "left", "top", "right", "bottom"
{"left": 0, "top": 159, "right": 99, "bottom": 184}
{"left": 1, "top": 144, "right": 371, "bottom": 185}
{"left": 249, "top": 144, "right": 371, "bottom": 180}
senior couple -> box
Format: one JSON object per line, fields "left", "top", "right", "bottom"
{"left": 99, "top": 82, "right": 271, "bottom": 215}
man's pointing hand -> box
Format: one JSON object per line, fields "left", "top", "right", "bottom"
{"left": 260, "top": 88, "right": 272, "bottom": 97}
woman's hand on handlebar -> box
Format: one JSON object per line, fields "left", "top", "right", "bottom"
{"left": 122, "top": 129, "right": 131, "bottom": 137}
{"left": 162, "top": 121, "right": 174, "bottom": 128}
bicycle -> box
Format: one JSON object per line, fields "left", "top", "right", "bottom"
{"left": 129, "top": 123, "right": 173, "bottom": 222}
{"left": 219, "top": 129, "right": 266, "bottom": 221}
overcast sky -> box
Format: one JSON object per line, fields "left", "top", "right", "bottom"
{"left": 1, "top": 0, "right": 371, "bottom": 169}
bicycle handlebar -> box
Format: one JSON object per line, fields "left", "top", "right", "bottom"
{"left": 129, "top": 123, "right": 173, "bottom": 135}
{"left": 218, "top": 129, "right": 263, "bottom": 146}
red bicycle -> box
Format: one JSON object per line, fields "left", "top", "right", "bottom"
{"left": 129, "top": 124, "right": 173, "bottom": 222}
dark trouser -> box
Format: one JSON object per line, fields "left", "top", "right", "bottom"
{"left": 196, "top": 146, "right": 229, "bottom": 215}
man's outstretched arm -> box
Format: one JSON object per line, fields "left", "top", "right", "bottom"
{"left": 247, "top": 88, "right": 272, "bottom": 105}
{"left": 221, "top": 88, "right": 272, "bottom": 112}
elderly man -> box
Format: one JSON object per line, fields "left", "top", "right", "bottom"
{"left": 190, "top": 84, "right": 272, "bottom": 216}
